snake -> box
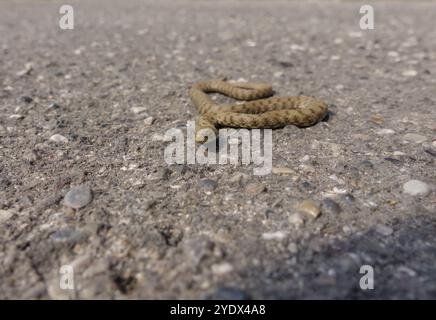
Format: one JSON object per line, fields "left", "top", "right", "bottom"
{"left": 189, "top": 79, "right": 328, "bottom": 143}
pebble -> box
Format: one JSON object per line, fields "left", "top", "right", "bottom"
{"left": 401, "top": 70, "right": 418, "bottom": 77}
{"left": 376, "top": 128, "right": 395, "bottom": 135}
{"left": 48, "top": 102, "right": 60, "bottom": 109}
{"left": 245, "top": 183, "right": 266, "bottom": 195}
{"left": 295, "top": 200, "right": 321, "bottom": 219}
{"left": 211, "top": 263, "right": 234, "bottom": 275}
{"left": 403, "top": 133, "right": 427, "bottom": 143}
{"left": 273, "top": 71, "right": 284, "bottom": 78}
{"left": 229, "top": 172, "right": 250, "bottom": 184}
{"left": 262, "top": 231, "right": 287, "bottom": 240}
{"left": 288, "top": 213, "right": 305, "bottom": 228}
{"left": 403, "top": 180, "right": 431, "bottom": 196}
{"left": 245, "top": 40, "right": 257, "bottom": 47}
{"left": 143, "top": 116, "right": 154, "bottom": 125}
{"left": 20, "top": 95, "right": 33, "bottom": 103}
{"left": 51, "top": 227, "right": 88, "bottom": 243}
{"left": 49, "top": 134, "right": 69, "bottom": 143}
{"left": 131, "top": 106, "right": 148, "bottom": 114}
{"left": 199, "top": 179, "right": 218, "bottom": 193}
{"left": 16, "top": 62, "right": 33, "bottom": 77}
{"left": 375, "top": 224, "right": 393, "bottom": 236}
{"left": 0, "top": 209, "right": 14, "bottom": 223}
{"left": 64, "top": 185, "right": 93, "bottom": 209}
{"left": 9, "top": 114, "right": 24, "bottom": 120}
{"left": 359, "top": 160, "right": 373, "bottom": 169}
{"left": 288, "top": 242, "right": 298, "bottom": 253}
{"left": 322, "top": 198, "right": 342, "bottom": 215}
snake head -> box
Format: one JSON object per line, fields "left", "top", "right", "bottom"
{"left": 195, "top": 117, "right": 218, "bottom": 144}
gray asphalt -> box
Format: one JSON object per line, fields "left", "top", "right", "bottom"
{"left": 0, "top": 0, "right": 435, "bottom": 299}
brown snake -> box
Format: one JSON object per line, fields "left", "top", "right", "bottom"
{"left": 189, "top": 79, "right": 328, "bottom": 143}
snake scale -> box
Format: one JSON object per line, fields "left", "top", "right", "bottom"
{"left": 189, "top": 79, "right": 328, "bottom": 143}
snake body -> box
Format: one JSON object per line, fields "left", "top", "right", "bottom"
{"left": 189, "top": 79, "right": 328, "bottom": 143}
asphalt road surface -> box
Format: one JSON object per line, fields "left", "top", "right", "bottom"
{"left": 0, "top": 0, "right": 435, "bottom": 299}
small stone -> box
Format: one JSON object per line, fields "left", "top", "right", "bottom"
{"left": 288, "top": 213, "right": 305, "bottom": 228}
{"left": 288, "top": 242, "right": 298, "bottom": 253}
{"left": 51, "top": 227, "right": 88, "bottom": 243}
{"left": 322, "top": 198, "right": 342, "bottom": 215}
{"left": 49, "top": 134, "right": 69, "bottom": 143}
{"left": 273, "top": 71, "right": 284, "bottom": 78}
{"left": 376, "top": 128, "right": 395, "bottom": 135}
{"left": 272, "top": 167, "right": 295, "bottom": 175}
{"left": 359, "top": 160, "right": 373, "bottom": 169}
{"left": 393, "top": 151, "right": 406, "bottom": 156}
{"left": 403, "top": 133, "right": 427, "bottom": 143}
{"left": 295, "top": 200, "right": 321, "bottom": 219}
{"left": 245, "top": 40, "right": 257, "bottom": 47}
{"left": 403, "top": 180, "right": 431, "bottom": 196}
{"left": 64, "top": 185, "right": 93, "bottom": 209}
{"left": 20, "top": 95, "right": 33, "bottom": 103}
{"left": 143, "top": 116, "right": 154, "bottom": 125}
{"left": 0, "top": 209, "right": 14, "bottom": 223}
{"left": 229, "top": 172, "right": 250, "bottom": 184}
{"left": 9, "top": 114, "right": 24, "bottom": 120}
{"left": 245, "top": 183, "right": 266, "bottom": 195}
{"left": 199, "top": 179, "right": 218, "bottom": 193}
{"left": 401, "top": 70, "right": 418, "bottom": 77}
{"left": 375, "top": 224, "right": 393, "bottom": 236}
{"left": 131, "top": 106, "right": 148, "bottom": 114}
{"left": 211, "top": 263, "right": 234, "bottom": 275}
{"left": 16, "top": 63, "right": 33, "bottom": 77}
{"left": 262, "top": 231, "right": 287, "bottom": 240}
{"left": 48, "top": 102, "right": 60, "bottom": 109}
{"left": 397, "top": 266, "right": 417, "bottom": 277}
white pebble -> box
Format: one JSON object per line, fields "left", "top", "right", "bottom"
{"left": 0, "top": 209, "right": 14, "bottom": 223}
{"left": 401, "top": 70, "right": 418, "bottom": 77}
{"left": 403, "top": 180, "right": 431, "bottom": 196}
{"left": 49, "top": 134, "right": 68, "bottom": 143}
{"left": 262, "top": 231, "right": 287, "bottom": 240}
{"left": 376, "top": 128, "right": 395, "bottom": 135}
{"left": 403, "top": 133, "right": 427, "bottom": 143}
{"left": 211, "top": 263, "right": 234, "bottom": 275}
{"left": 131, "top": 107, "right": 148, "bottom": 114}
{"left": 143, "top": 116, "right": 154, "bottom": 125}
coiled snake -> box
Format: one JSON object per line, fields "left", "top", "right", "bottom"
{"left": 189, "top": 79, "right": 328, "bottom": 143}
